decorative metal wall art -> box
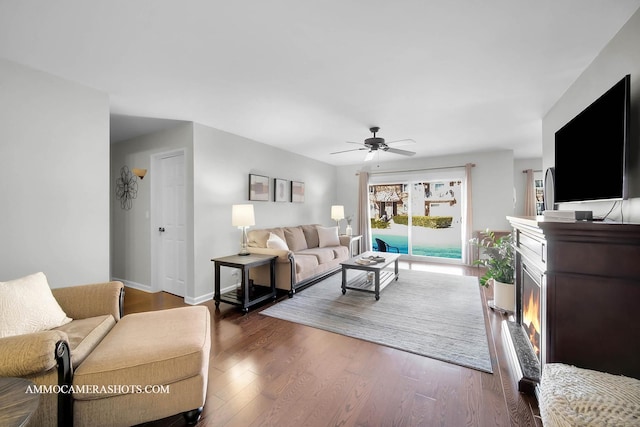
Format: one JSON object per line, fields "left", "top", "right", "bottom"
{"left": 115, "top": 166, "right": 138, "bottom": 210}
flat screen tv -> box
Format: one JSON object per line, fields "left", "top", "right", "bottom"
{"left": 554, "top": 74, "right": 630, "bottom": 203}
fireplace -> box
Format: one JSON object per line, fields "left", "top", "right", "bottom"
{"left": 520, "top": 267, "right": 541, "bottom": 360}
{"left": 505, "top": 216, "right": 640, "bottom": 400}
{"left": 502, "top": 257, "right": 543, "bottom": 395}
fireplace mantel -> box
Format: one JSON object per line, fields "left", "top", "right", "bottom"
{"left": 507, "top": 216, "right": 640, "bottom": 384}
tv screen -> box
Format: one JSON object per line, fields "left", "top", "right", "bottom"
{"left": 554, "top": 75, "right": 630, "bottom": 203}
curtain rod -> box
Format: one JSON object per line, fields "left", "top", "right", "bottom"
{"left": 522, "top": 169, "right": 543, "bottom": 173}
{"left": 356, "top": 163, "right": 475, "bottom": 176}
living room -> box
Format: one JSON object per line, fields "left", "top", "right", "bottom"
{"left": 2, "top": 1, "right": 640, "bottom": 426}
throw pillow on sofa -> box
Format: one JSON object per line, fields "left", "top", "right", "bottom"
{"left": 266, "top": 232, "right": 289, "bottom": 250}
{"left": 317, "top": 226, "right": 340, "bottom": 248}
{"left": 284, "top": 227, "right": 308, "bottom": 251}
{"left": 0, "top": 272, "right": 72, "bottom": 338}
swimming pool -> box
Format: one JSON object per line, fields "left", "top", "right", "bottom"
{"left": 372, "top": 234, "right": 462, "bottom": 259}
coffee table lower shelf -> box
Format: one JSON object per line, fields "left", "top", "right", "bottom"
{"left": 342, "top": 271, "right": 396, "bottom": 299}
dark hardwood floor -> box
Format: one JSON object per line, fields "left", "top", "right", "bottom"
{"left": 131, "top": 261, "right": 542, "bottom": 427}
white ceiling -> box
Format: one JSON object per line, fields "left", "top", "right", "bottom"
{"left": 2, "top": 1, "right": 639, "bottom": 166}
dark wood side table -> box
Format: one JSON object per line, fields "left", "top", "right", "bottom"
{"left": 212, "top": 253, "right": 277, "bottom": 313}
{"left": 0, "top": 377, "right": 40, "bottom": 427}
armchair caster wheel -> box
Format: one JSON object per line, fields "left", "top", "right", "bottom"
{"left": 183, "top": 407, "right": 203, "bottom": 425}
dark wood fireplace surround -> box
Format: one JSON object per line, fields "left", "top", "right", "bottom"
{"left": 506, "top": 216, "right": 640, "bottom": 396}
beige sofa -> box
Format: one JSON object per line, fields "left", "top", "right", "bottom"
{"left": 247, "top": 224, "right": 351, "bottom": 296}
{"left": 0, "top": 275, "right": 210, "bottom": 427}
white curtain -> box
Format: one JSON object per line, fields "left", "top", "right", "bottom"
{"left": 524, "top": 169, "right": 536, "bottom": 216}
{"left": 463, "top": 163, "right": 474, "bottom": 265}
{"left": 357, "top": 171, "right": 371, "bottom": 251}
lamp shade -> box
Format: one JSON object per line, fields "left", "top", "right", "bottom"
{"left": 132, "top": 168, "right": 147, "bottom": 179}
{"left": 331, "top": 205, "right": 345, "bottom": 221}
{"left": 232, "top": 204, "right": 255, "bottom": 227}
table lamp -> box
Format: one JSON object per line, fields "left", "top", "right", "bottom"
{"left": 331, "top": 205, "right": 344, "bottom": 231}
{"left": 232, "top": 204, "right": 255, "bottom": 256}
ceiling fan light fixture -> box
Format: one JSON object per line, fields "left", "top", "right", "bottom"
{"left": 365, "top": 137, "right": 385, "bottom": 146}
{"left": 330, "top": 126, "right": 417, "bottom": 161}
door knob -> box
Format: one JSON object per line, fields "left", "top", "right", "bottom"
{"left": 159, "top": 227, "right": 166, "bottom": 232}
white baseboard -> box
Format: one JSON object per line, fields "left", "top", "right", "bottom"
{"left": 185, "top": 291, "right": 214, "bottom": 306}
{"left": 112, "top": 277, "right": 219, "bottom": 306}
{"left": 112, "top": 277, "right": 152, "bottom": 292}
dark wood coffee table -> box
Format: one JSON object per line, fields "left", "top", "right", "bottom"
{"left": 340, "top": 251, "right": 401, "bottom": 300}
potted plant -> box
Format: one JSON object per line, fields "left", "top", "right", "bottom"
{"left": 470, "top": 229, "right": 515, "bottom": 312}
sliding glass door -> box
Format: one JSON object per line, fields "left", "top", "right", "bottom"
{"left": 369, "top": 184, "right": 409, "bottom": 253}
{"left": 369, "top": 171, "right": 465, "bottom": 261}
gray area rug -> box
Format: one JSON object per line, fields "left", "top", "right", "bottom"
{"left": 260, "top": 269, "right": 493, "bottom": 373}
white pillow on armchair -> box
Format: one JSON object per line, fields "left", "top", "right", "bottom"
{"left": 0, "top": 272, "right": 72, "bottom": 338}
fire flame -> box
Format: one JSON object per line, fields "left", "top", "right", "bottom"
{"left": 522, "top": 289, "right": 541, "bottom": 356}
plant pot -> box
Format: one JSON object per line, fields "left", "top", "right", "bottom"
{"left": 493, "top": 279, "right": 515, "bottom": 313}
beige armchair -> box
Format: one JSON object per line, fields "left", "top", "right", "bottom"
{"left": 1, "top": 275, "right": 210, "bottom": 427}
{"left": 0, "top": 281, "right": 124, "bottom": 427}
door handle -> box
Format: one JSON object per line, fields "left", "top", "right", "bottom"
{"left": 159, "top": 227, "right": 166, "bottom": 232}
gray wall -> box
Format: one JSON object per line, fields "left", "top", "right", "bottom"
{"left": 111, "top": 122, "right": 338, "bottom": 303}
{"left": 0, "top": 59, "right": 110, "bottom": 287}
{"left": 192, "top": 123, "right": 337, "bottom": 301}
{"left": 543, "top": 8, "right": 640, "bottom": 221}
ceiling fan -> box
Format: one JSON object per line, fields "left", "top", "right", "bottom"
{"left": 331, "top": 127, "right": 416, "bottom": 161}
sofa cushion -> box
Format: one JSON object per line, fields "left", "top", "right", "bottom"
{"left": 317, "top": 226, "right": 340, "bottom": 248}
{"left": 54, "top": 315, "right": 116, "bottom": 367}
{"left": 294, "top": 254, "right": 319, "bottom": 276}
{"left": 300, "top": 224, "right": 321, "bottom": 248}
{"left": 266, "top": 232, "right": 289, "bottom": 250}
{"left": 284, "top": 227, "right": 308, "bottom": 252}
{"left": 297, "top": 248, "right": 337, "bottom": 264}
{"left": 333, "top": 246, "right": 349, "bottom": 259}
{"left": 0, "top": 272, "right": 72, "bottom": 338}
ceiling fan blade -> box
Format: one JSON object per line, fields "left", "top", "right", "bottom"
{"left": 346, "top": 141, "right": 363, "bottom": 145}
{"left": 364, "top": 151, "right": 376, "bottom": 162}
{"left": 330, "top": 147, "right": 367, "bottom": 155}
{"left": 386, "top": 138, "right": 416, "bottom": 146}
{"left": 385, "top": 147, "right": 416, "bottom": 156}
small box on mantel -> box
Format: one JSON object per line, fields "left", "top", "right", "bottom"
{"left": 543, "top": 210, "right": 593, "bottom": 221}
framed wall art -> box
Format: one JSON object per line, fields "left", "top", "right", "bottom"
{"left": 249, "top": 174, "right": 270, "bottom": 201}
{"left": 274, "top": 178, "right": 289, "bottom": 202}
{"left": 291, "top": 181, "right": 305, "bottom": 203}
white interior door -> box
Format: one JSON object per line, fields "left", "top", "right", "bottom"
{"left": 157, "top": 153, "right": 186, "bottom": 297}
